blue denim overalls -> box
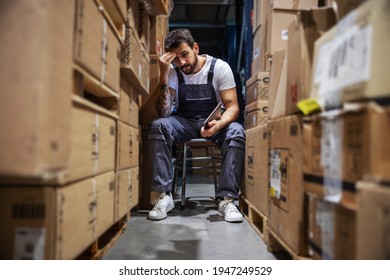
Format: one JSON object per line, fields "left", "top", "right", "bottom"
{"left": 148, "top": 57, "right": 245, "bottom": 199}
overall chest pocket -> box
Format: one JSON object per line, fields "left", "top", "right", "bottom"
{"left": 183, "top": 84, "right": 214, "bottom": 101}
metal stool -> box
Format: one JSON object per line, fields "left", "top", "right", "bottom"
{"left": 172, "top": 138, "right": 222, "bottom": 210}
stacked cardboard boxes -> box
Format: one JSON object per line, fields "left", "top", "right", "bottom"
{"left": 0, "top": 0, "right": 164, "bottom": 259}
{"left": 246, "top": 0, "right": 334, "bottom": 258}
{"left": 304, "top": 0, "right": 390, "bottom": 259}
{"left": 246, "top": 0, "right": 390, "bottom": 260}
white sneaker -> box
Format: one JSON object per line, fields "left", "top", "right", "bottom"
{"left": 147, "top": 192, "right": 174, "bottom": 220}
{"left": 218, "top": 199, "right": 244, "bottom": 223}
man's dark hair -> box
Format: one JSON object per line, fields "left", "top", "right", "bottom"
{"left": 164, "top": 29, "right": 195, "bottom": 52}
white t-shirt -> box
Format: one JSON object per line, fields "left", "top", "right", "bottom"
{"left": 168, "top": 55, "right": 236, "bottom": 108}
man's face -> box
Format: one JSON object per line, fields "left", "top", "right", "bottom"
{"left": 171, "top": 42, "right": 199, "bottom": 75}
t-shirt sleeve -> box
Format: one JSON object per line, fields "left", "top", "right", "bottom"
{"left": 168, "top": 66, "right": 178, "bottom": 90}
{"left": 216, "top": 60, "right": 236, "bottom": 91}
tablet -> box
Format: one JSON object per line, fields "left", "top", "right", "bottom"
{"left": 204, "top": 102, "right": 222, "bottom": 128}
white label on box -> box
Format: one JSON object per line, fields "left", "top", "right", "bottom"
{"left": 321, "top": 118, "right": 343, "bottom": 203}
{"left": 270, "top": 150, "right": 281, "bottom": 199}
{"left": 314, "top": 41, "right": 333, "bottom": 86}
{"left": 316, "top": 200, "right": 335, "bottom": 260}
{"left": 253, "top": 47, "right": 260, "bottom": 59}
{"left": 14, "top": 227, "right": 45, "bottom": 260}
{"left": 317, "top": 24, "right": 373, "bottom": 101}
{"left": 281, "top": 29, "right": 288, "bottom": 41}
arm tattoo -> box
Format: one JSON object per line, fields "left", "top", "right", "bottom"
{"left": 155, "top": 84, "right": 174, "bottom": 117}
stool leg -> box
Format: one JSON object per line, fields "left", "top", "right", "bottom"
{"left": 172, "top": 146, "right": 183, "bottom": 198}
{"left": 181, "top": 142, "right": 188, "bottom": 210}
{"left": 211, "top": 147, "right": 218, "bottom": 200}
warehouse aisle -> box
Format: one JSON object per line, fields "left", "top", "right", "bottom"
{"left": 103, "top": 176, "right": 279, "bottom": 260}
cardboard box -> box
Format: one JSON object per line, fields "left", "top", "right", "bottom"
{"left": 126, "top": 0, "right": 139, "bottom": 30}
{"left": 148, "top": 54, "right": 161, "bottom": 103}
{"left": 138, "top": 3, "right": 150, "bottom": 53}
{"left": 244, "top": 100, "right": 269, "bottom": 129}
{"left": 265, "top": 10, "right": 297, "bottom": 70}
{"left": 100, "top": 0, "right": 127, "bottom": 25}
{"left": 333, "top": 0, "right": 367, "bottom": 20}
{"left": 121, "top": 25, "right": 150, "bottom": 96}
{"left": 0, "top": 171, "right": 115, "bottom": 260}
{"left": 356, "top": 181, "right": 390, "bottom": 260}
{"left": 286, "top": 7, "right": 337, "bottom": 115}
{"left": 142, "top": 0, "right": 170, "bottom": 16}
{"left": 245, "top": 72, "right": 270, "bottom": 105}
{"left": 139, "top": 126, "right": 153, "bottom": 210}
{"left": 74, "top": 0, "right": 121, "bottom": 93}
{"left": 269, "top": 115, "right": 308, "bottom": 255}
{"left": 116, "top": 122, "right": 140, "bottom": 170}
{"left": 0, "top": 0, "right": 74, "bottom": 179}
{"left": 115, "top": 169, "right": 131, "bottom": 221}
{"left": 129, "top": 167, "right": 140, "bottom": 209}
{"left": 139, "top": 48, "right": 151, "bottom": 93}
{"left": 244, "top": 124, "right": 270, "bottom": 216}
{"left": 303, "top": 103, "right": 390, "bottom": 209}
{"left": 119, "top": 74, "right": 139, "bottom": 127}
{"left": 263, "top": 0, "right": 318, "bottom": 18}
{"left": 252, "top": 0, "right": 267, "bottom": 33}
{"left": 139, "top": 86, "right": 160, "bottom": 126}
{"left": 100, "top": 0, "right": 126, "bottom": 41}
{"left": 251, "top": 26, "right": 266, "bottom": 73}
{"left": 149, "top": 15, "right": 168, "bottom": 55}
{"left": 268, "top": 50, "right": 288, "bottom": 120}
{"left": 308, "top": 193, "right": 356, "bottom": 259}
{"left": 310, "top": 0, "right": 390, "bottom": 109}
{"left": 64, "top": 104, "right": 116, "bottom": 183}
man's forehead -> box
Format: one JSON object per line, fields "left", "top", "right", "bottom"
{"left": 170, "top": 42, "right": 192, "bottom": 53}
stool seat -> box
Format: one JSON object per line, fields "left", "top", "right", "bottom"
{"left": 172, "top": 138, "right": 222, "bottom": 210}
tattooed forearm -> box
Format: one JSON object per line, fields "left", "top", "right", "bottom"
{"left": 155, "top": 84, "right": 174, "bottom": 117}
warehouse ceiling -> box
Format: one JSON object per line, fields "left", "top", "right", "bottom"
{"left": 168, "top": 0, "right": 237, "bottom": 58}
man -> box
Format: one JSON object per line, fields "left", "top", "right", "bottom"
{"left": 147, "top": 29, "right": 245, "bottom": 223}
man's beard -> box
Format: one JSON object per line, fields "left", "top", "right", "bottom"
{"left": 180, "top": 53, "right": 198, "bottom": 74}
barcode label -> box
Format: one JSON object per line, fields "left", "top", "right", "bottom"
{"left": 270, "top": 150, "right": 281, "bottom": 199}
{"left": 12, "top": 203, "right": 45, "bottom": 219}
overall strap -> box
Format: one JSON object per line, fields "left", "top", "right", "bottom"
{"left": 207, "top": 57, "right": 217, "bottom": 84}
{"left": 174, "top": 66, "right": 185, "bottom": 84}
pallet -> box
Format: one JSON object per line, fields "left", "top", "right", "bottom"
{"left": 239, "top": 196, "right": 269, "bottom": 244}
{"left": 267, "top": 227, "right": 312, "bottom": 260}
{"left": 77, "top": 212, "right": 130, "bottom": 260}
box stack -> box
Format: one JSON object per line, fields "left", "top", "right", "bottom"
{"left": 245, "top": 0, "right": 390, "bottom": 260}
{"left": 0, "top": 0, "right": 169, "bottom": 260}
{"left": 137, "top": 1, "right": 170, "bottom": 209}
{"left": 304, "top": 0, "right": 390, "bottom": 259}
{"left": 244, "top": 0, "right": 324, "bottom": 259}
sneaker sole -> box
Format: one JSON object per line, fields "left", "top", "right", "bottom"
{"left": 218, "top": 211, "right": 244, "bottom": 223}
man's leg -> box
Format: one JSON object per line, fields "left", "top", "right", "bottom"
{"left": 210, "top": 122, "right": 246, "bottom": 222}
{"left": 147, "top": 116, "right": 198, "bottom": 220}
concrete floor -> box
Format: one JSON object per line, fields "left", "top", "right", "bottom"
{"left": 103, "top": 175, "right": 277, "bottom": 260}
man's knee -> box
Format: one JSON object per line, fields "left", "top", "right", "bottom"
{"left": 148, "top": 118, "right": 172, "bottom": 141}
{"left": 227, "top": 122, "right": 245, "bottom": 140}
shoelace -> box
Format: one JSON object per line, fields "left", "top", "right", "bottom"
{"left": 225, "top": 201, "right": 239, "bottom": 213}
{"left": 151, "top": 193, "right": 166, "bottom": 208}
